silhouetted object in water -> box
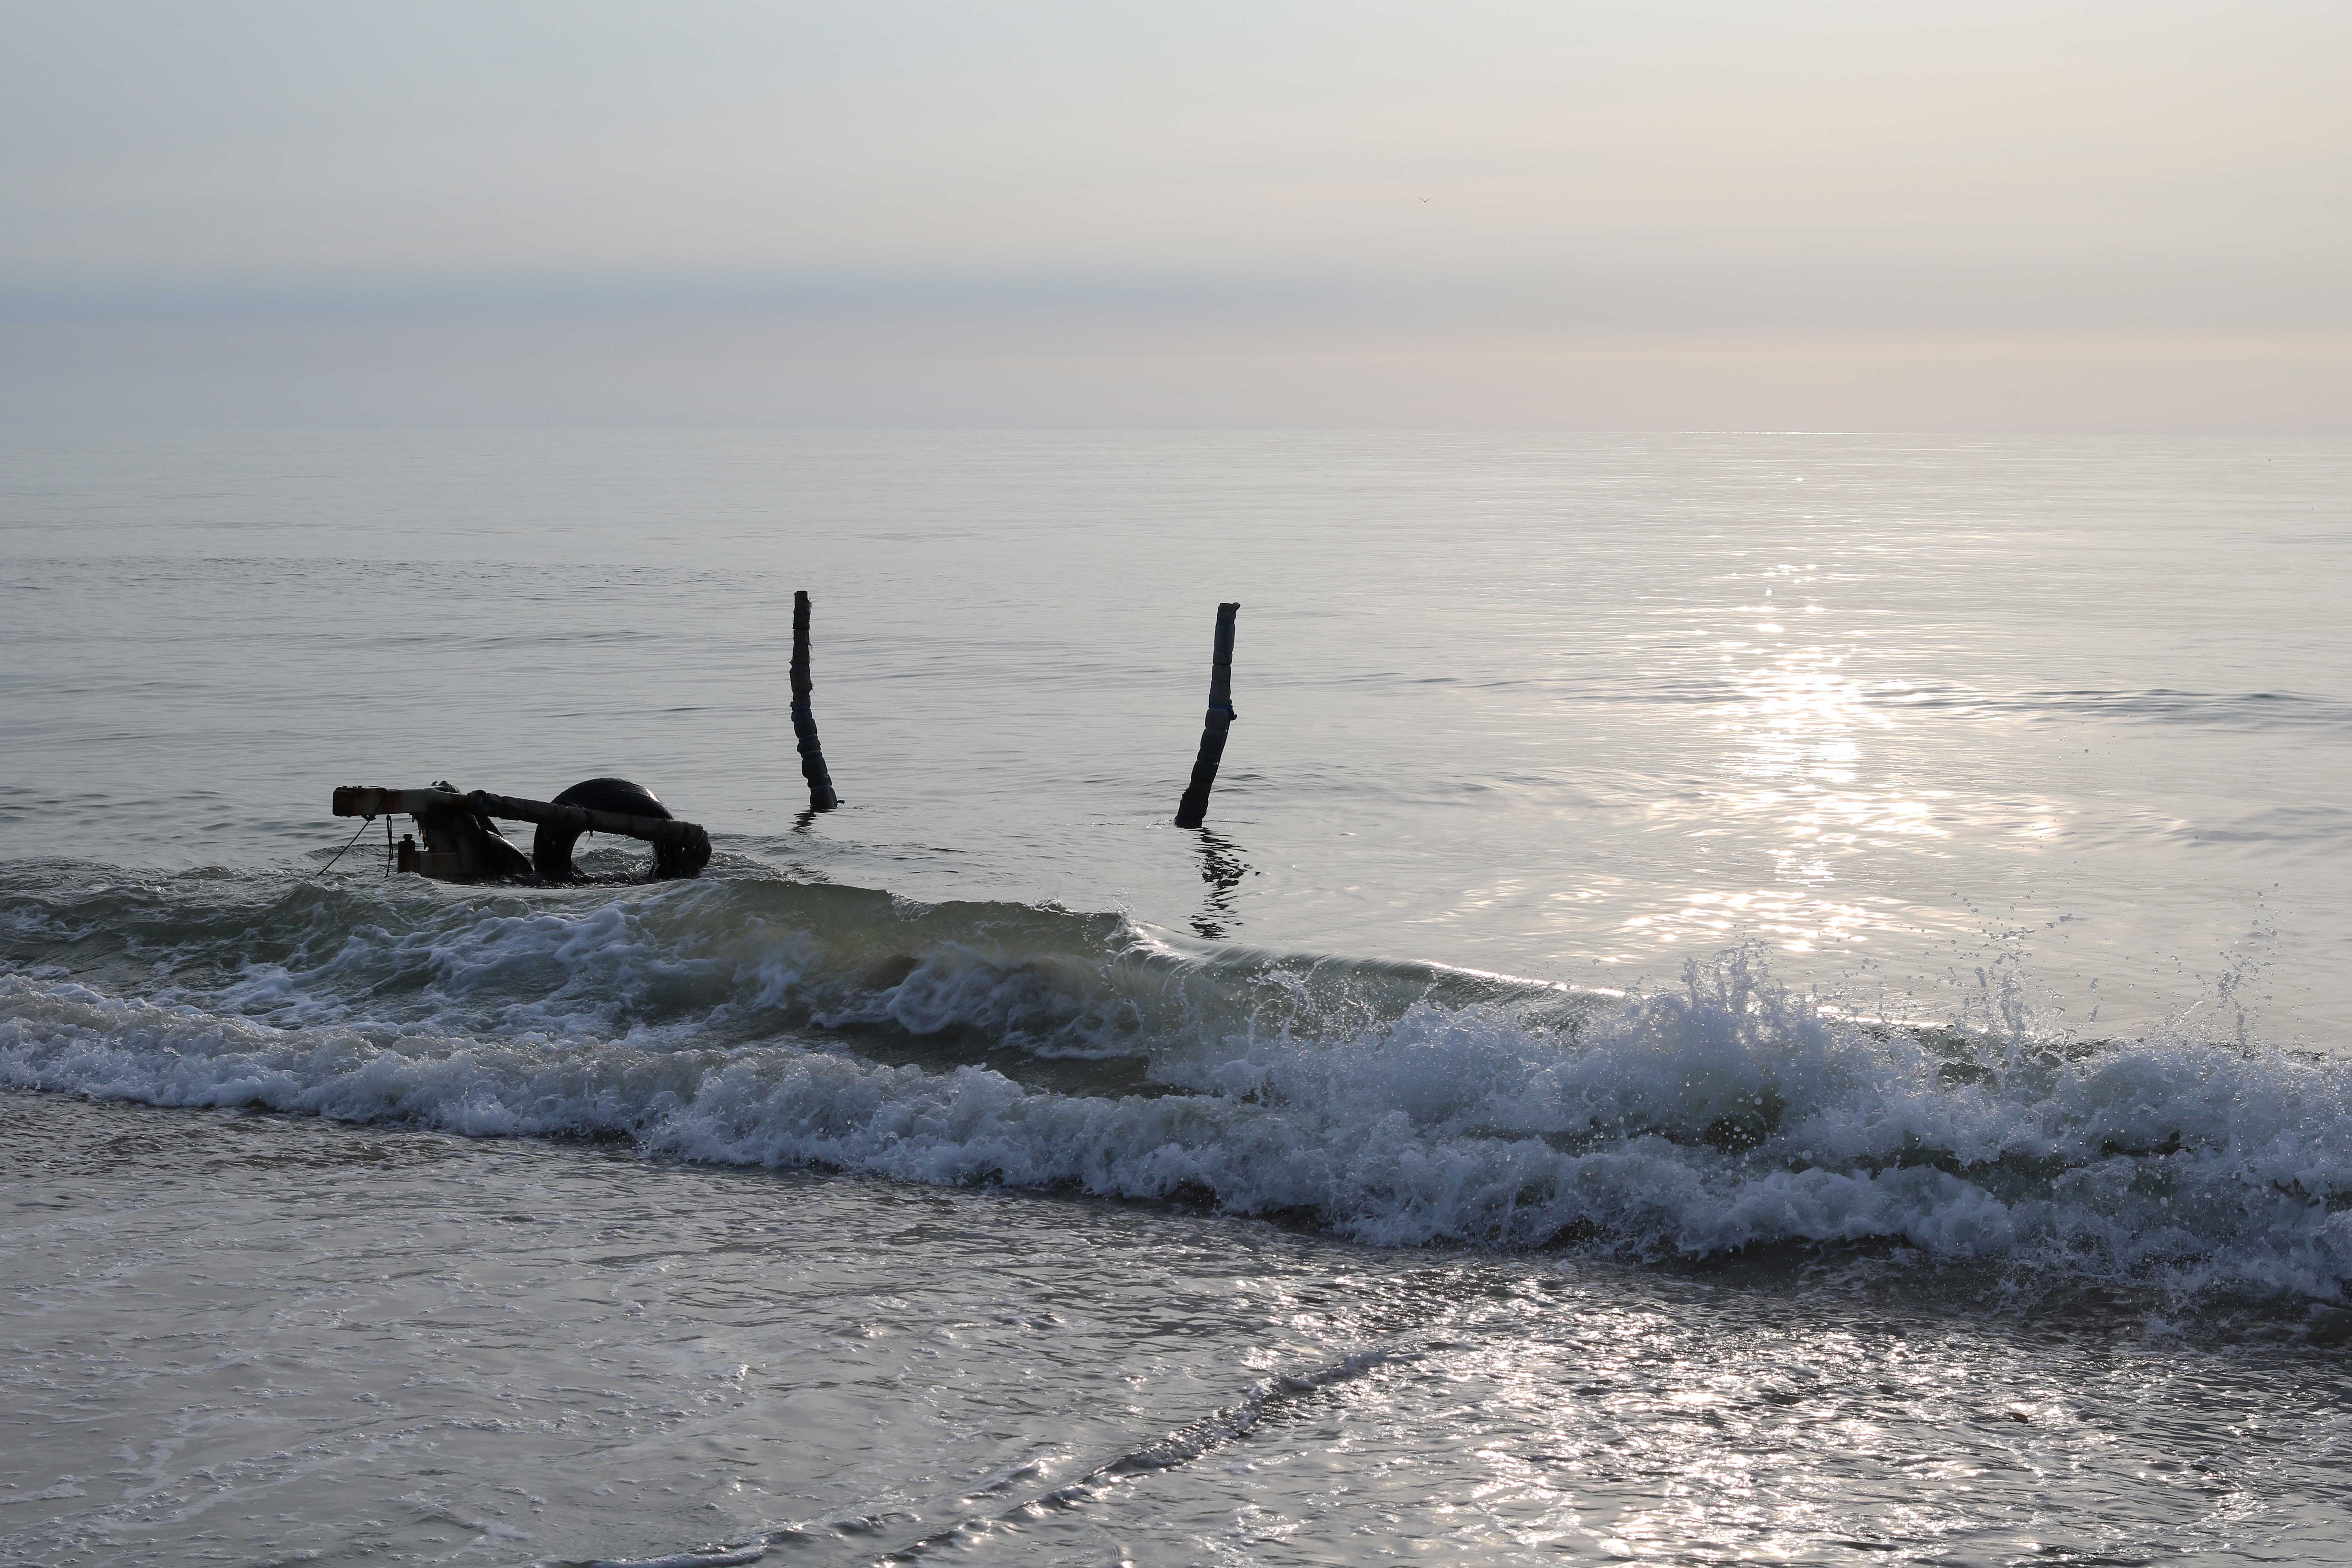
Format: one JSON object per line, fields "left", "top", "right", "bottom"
{"left": 792, "top": 590, "right": 841, "bottom": 812}
{"left": 331, "top": 781, "right": 710, "bottom": 884}
{"left": 1175, "top": 602, "right": 1240, "bottom": 828}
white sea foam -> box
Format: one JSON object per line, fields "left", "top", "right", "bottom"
{"left": 6, "top": 892, "right": 2350, "bottom": 1306}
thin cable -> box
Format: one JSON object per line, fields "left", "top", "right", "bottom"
{"left": 312, "top": 816, "right": 374, "bottom": 881}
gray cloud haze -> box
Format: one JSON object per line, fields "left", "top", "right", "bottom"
{"left": 4, "top": 0, "right": 2347, "bottom": 428}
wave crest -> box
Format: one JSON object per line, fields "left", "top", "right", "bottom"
{"left": 5, "top": 867, "right": 2350, "bottom": 1305}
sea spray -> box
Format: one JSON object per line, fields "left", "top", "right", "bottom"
{"left": 6, "top": 869, "right": 2350, "bottom": 1305}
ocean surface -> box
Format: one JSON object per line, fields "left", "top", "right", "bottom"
{"left": 4, "top": 431, "right": 2351, "bottom": 1566}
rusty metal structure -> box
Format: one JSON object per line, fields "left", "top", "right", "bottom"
{"left": 321, "top": 589, "right": 1249, "bottom": 883}
{"left": 332, "top": 779, "right": 711, "bottom": 885}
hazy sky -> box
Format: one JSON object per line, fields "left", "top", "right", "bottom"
{"left": 4, "top": 0, "right": 2347, "bottom": 429}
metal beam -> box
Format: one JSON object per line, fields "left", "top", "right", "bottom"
{"left": 333, "top": 785, "right": 709, "bottom": 855}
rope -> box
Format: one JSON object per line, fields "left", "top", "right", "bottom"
{"left": 311, "top": 816, "right": 375, "bottom": 882}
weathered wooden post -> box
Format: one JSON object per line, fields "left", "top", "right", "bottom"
{"left": 1174, "top": 601, "right": 1240, "bottom": 828}
{"left": 791, "top": 590, "right": 840, "bottom": 812}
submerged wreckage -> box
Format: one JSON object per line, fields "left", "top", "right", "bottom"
{"left": 323, "top": 592, "right": 1244, "bottom": 886}
{"left": 329, "top": 592, "right": 846, "bottom": 885}
{"left": 332, "top": 778, "right": 712, "bottom": 885}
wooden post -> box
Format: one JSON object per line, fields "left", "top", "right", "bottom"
{"left": 791, "top": 590, "right": 840, "bottom": 812}
{"left": 1174, "top": 602, "right": 1240, "bottom": 828}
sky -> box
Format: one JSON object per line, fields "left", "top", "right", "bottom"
{"left": 3, "top": 0, "right": 2347, "bottom": 430}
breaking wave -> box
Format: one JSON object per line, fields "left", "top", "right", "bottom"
{"left": 5, "top": 861, "right": 2350, "bottom": 1306}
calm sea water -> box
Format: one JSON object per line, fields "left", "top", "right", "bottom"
{"left": 4, "top": 431, "right": 2352, "bottom": 1566}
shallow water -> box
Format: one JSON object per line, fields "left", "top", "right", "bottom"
{"left": 7, "top": 431, "right": 2350, "bottom": 1033}
{"left": 11, "top": 1093, "right": 2352, "bottom": 1568}
{"left": 4, "top": 432, "right": 2351, "bottom": 1564}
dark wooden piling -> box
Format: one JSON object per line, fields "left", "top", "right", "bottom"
{"left": 1174, "top": 602, "right": 1240, "bottom": 828}
{"left": 791, "top": 590, "right": 840, "bottom": 812}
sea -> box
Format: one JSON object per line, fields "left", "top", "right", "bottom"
{"left": 4, "top": 431, "right": 2351, "bottom": 1567}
